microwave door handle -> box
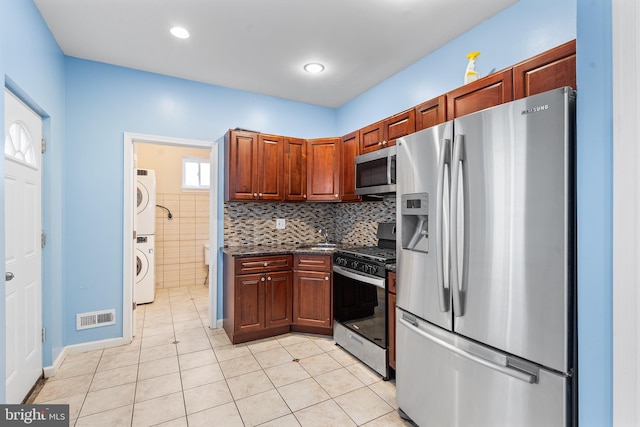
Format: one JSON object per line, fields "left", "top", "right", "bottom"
{"left": 436, "top": 138, "right": 451, "bottom": 312}
{"left": 450, "top": 134, "right": 465, "bottom": 317}
{"left": 387, "top": 154, "right": 393, "bottom": 185}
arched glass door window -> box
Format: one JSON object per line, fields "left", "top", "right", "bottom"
{"left": 5, "top": 121, "right": 36, "bottom": 166}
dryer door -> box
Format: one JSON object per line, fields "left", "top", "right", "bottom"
{"left": 136, "top": 248, "right": 149, "bottom": 283}
{"left": 137, "top": 181, "right": 150, "bottom": 215}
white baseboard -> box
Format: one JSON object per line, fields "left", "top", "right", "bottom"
{"left": 43, "top": 337, "right": 130, "bottom": 378}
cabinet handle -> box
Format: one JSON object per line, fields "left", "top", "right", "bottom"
{"left": 259, "top": 193, "right": 263, "bottom": 197}
{"left": 253, "top": 193, "right": 258, "bottom": 198}
{"left": 325, "top": 276, "right": 329, "bottom": 280}
{"left": 261, "top": 277, "right": 266, "bottom": 282}
{"left": 378, "top": 142, "right": 383, "bottom": 146}
{"left": 382, "top": 140, "right": 388, "bottom": 146}
{"left": 263, "top": 262, "right": 268, "bottom": 267}
{"left": 267, "top": 276, "right": 272, "bottom": 281}
{"left": 303, "top": 194, "right": 307, "bottom": 199}
{"left": 334, "top": 194, "right": 339, "bottom": 198}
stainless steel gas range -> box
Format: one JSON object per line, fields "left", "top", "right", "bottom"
{"left": 332, "top": 222, "right": 396, "bottom": 379}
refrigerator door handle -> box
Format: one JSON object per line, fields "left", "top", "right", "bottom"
{"left": 450, "top": 134, "right": 465, "bottom": 316}
{"left": 436, "top": 138, "right": 451, "bottom": 312}
{"left": 398, "top": 316, "right": 538, "bottom": 384}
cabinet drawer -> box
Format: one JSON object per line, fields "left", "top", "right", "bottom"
{"left": 235, "top": 255, "right": 293, "bottom": 274}
{"left": 293, "top": 254, "right": 331, "bottom": 272}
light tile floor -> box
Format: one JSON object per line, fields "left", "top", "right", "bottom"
{"left": 33, "top": 286, "right": 413, "bottom": 427}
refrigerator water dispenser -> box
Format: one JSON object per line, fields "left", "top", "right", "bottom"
{"left": 401, "top": 193, "right": 429, "bottom": 253}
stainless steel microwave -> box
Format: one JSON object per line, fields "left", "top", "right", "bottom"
{"left": 355, "top": 146, "right": 396, "bottom": 195}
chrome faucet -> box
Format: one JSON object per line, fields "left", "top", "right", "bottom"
{"left": 318, "top": 228, "right": 329, "bottom": 243}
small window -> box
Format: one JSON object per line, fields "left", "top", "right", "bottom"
{"left": 182, "top": 156, "right": 210, "bottom": 190}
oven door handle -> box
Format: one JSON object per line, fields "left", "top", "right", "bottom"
{"left": 333, "top": 265, "right": 386, "bottom": 289}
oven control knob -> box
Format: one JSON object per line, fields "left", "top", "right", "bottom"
{"left": 366, "top": 265, "right": 378, "bottom": 275}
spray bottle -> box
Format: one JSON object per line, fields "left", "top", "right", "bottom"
{"left": 464, "top": 51, "right": 480, "bottom": 84}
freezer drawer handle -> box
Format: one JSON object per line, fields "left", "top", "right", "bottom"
{"left": 399, "top": 317, "right": 538, "bottom": 384}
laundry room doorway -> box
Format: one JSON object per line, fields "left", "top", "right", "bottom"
{"left": 123, "top": 133, "right": 218, "bottom": 342}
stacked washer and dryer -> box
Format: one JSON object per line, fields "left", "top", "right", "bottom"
{"left": 136, "top": 169, "right": 156, "bottom": 304}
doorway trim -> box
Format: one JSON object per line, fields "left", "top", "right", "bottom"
{"left": 612, "top": 0, "right": 639, "bottom": 424}
{"left": 123, "top": 132, "right": 218, "bottom": 342}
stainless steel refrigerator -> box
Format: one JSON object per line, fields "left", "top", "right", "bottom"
{"left": 395, "top": 87, "right": 576, "bottom": 427}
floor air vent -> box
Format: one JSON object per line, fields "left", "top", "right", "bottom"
{"left": 76, "top": 309, "right": 116, "bottom": 330}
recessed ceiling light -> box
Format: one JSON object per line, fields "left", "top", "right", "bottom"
{"left": 170, "top": 27, "right": 190, "bottom": 39}
{"left": 304, "top": 63, "right": 325, "bottom": 73}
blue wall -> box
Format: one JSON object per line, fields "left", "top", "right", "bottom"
{"left": 576, "top": 1, "right": 613, "bottom": 425}
{"left": 1, "top": 0, "right": 66, "bottom": 378}
{"left": 63, "top": 59, "right": 337, "bottom": 344}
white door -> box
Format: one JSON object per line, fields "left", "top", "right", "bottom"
{"left": 4, "top": 89, "right": 42, "bottom": 403}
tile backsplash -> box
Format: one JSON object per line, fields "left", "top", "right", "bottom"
{"left": 224, "top": 196, "right": 396, "bottom": 247}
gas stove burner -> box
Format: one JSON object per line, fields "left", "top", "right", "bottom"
{"left": 337, "top": 246, "right": 397, "bottom": 263}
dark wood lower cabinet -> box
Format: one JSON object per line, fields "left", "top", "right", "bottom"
{"left": 388, "top": 271, "right": 397, "bottom": 371}
{"left": 292, "top": 254, "right": 333, "bottom": 335}
{"left": 224, "top": 253, "right": 293, "bottom": 344}
{"left": 265, "top": 270, "right": 293, "bottom": 329}
{"left": 223, "top": 252, "right": 331, "bottom": 344}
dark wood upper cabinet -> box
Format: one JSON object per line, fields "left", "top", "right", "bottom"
{"left": 384, "top": 109, "right": 416, "bottom": 146}
{"left": 359, "top": 109, "right": 416, "bottom": 155}
{"left": 359, "top": 121, "right": 385, "bottom": 155}
{"left": 225, "top": 130, "right": 259, "bottom": 201}
{"left": 415, "top": 95, "right": 447, "bottom": 131}
{"left": 306, "top": 138, "right": 341, "bottom": 202}
{"left": 340, "top": 131, "right": 360, "bottom": 202}
{"left": 284, "top": 138, "right": 307, "bottom": 201}
{"left": 257, "top": 134, "right": 284, "bottom": 201}
{"left": 225, "top": 130, "right": 284, "bottom": 202}
{"left": 513, "top": 39, "right": 576, "bottom": 99}
{"left": 446, "top": 69, "right": 514, "bottom": 119}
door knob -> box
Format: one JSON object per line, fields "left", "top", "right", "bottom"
{"left": 6, "top": 272, "right": 14, "bottom": 281}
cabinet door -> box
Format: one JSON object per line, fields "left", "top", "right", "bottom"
{"left": 415, "top": 95, "right": 447, "bottom": 131}
{"left": 257, "top": 134, "right": 284, "bottom": 201}
{"left": 359, "top": 121, "right": 385, "bottom": 155}
{"left": 388, "top": 291, "right": 396, "bottom": 370}
{"left": 225, "top": 130, "right": 259, "bottom": 201}
{"left": 384, "top": 109, "right": 416, "bottom": 147}
{"left": 284, "top": 138, "right": 307, "bottom": 201}
{"left": 340, "top": 131, "right": 361, "bottom": 202}
{"left": 265, "top": 271, "right": 293, "bottom": 328}
{"left": 513, "top": 40, "right": 576, "bottom": 99}
{"left": 235, "top": 273, "right": 265, "bottom": 334}
{"left": 293, "top": 270, "right": 332, "bottom": 328}
{"left": 446, "top": 69, "right": 513, "bottom": 118}
{"left": 307, "top": 138, "right": 341, "bottom": 202}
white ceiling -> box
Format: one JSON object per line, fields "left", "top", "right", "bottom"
{"left": 34, "top": 0, "right": 516, "bottom": 108}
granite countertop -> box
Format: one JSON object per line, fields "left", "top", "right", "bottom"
{"left": 222, "top": 243, "right": 352, "bottom": 257}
